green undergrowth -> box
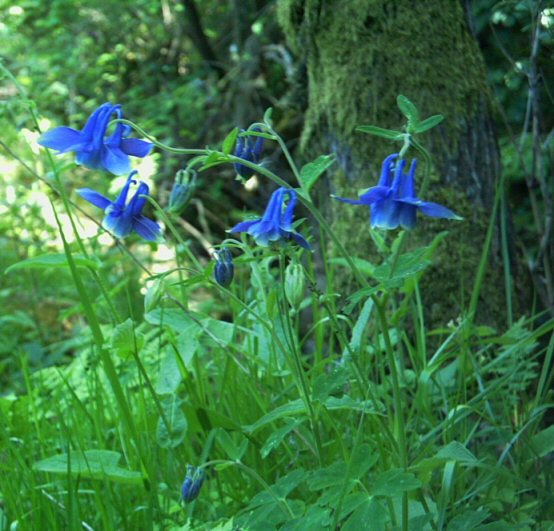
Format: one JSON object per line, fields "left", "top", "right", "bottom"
{"left": 1, "top": 91, "right": 553, "bottom": 531}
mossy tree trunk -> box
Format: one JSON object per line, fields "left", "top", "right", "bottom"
{"left": 277, "top": 0, "right": 528, "bottom": 329}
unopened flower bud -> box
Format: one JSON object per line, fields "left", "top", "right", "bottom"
{"left": 181, "top": 464, "right": 205, "bottom": 503}
{"left": 284, "top": 262, "right": 306, "bottom": 308}
{"left": 213, "top": 248, "right": 234, "bottom": 288}
{"left": 233, "top": 126, "right": 264, "bottom": 178}
{"left": 168, "top": 169, "right": 197, "bottom": 214}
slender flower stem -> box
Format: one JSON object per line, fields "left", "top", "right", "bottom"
{"left": 118, "top": 118, "right": 370, "bottom": 289}
{"left": 279, "top": 252, "right": 323, "bottom": 465}
{"left": 142, "top": 195, "right": 204, "bottom": 271}
{"left": 373, "top": 295, "right": 409, "bottom": 531}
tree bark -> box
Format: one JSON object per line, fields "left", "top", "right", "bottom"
{"left": 181, "top": 0, "right": 226, "bottom": 78}
{"left": 277, "top": 0, "right": 530, "bottom": 329}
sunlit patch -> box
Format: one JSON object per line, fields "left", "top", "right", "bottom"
{"left": 244, "top": 174, "right": 259, "bottom": 192}
{"left": 8, "top": 5, "right": 24, "bottom": 16}
{"left": 541, "top": 8, "right": 554, "bottom": 28}
{"left": 151, "top": 242, "right": 174, "bottom": 274}
{"left": 21, "top": 128, "right": 42, "bottom": 155}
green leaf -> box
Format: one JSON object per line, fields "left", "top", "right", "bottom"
{"left": 177, "top": 330, "right": 200, "bottom": 369}
{"left": 435, "top": 441, "right": 478, "bottom": 463}
{"left": 200, "top": 151, "right": 228, "bottom": 171}
{"left": 396, "top": 94, "right": 419, "bottom": 123}
{"left": 156, "top": 350, "right": 182, "bottom": 394}
{"left": 204, "top": 318, "right": 235, "bottom": 345}
{"left": 111, "top": 319, "right": 143, "bottom": 358}
{"left": 343, "top": 498, "right": 387, "bottom": 531}
{"left": 356, "top": 125, "right": 403, "bottom": 140}
{"left": 216, "top": 429, "right": 248, "bottom": 461}
{"left": 260, "top": 418, "right": 306, "bottom": 459}
{"left": 5, "top": 253, "right": 99, "bottom": 274}
{"left": 244, "top": 399, "right": 306, "bottom": 433}
{"left": 372, "top": 247, "right": 434, "bottom": 289}
{"left": 308, "top": 444, "right": 377, "bottom": 491}
{"left": 530, "top": 425, "right": 554, "bottom": 457}
{"left": 248, "top": 469, "right": 305, "bottom": 507}
{"left": 447, "top": 510, "right": 490, "bottom": 531}
{"left": 263, "top": 107, "right": 273, "bottom": 126}
{"left": 289, "top": 506, "right": 331, "bottom": 529}
{"left": 222, "top": 127, "right": 239, "bottom": 155}
{"left": 413, "top": 114, "right": 444, "bottom": 133}
{"left": 245, "top": 395, "right": 382, "bottom": 434}
{"left": 312, "top": 364, "right": 350, "bottom": 401}
{"left": 299, "top": 154, "right": 336, "bottom": 192}
{"left": 371, "top": 469, "right": 421, "bottom": 497}
{"left": 323, "top": 395, "right": 382, "bottom": 414}
{"left": 329, "top": 257, "right": 375, "bottom": 276}
{"left": 156, "top": 395, "right": 187, "bottom": 449}
{"left": 33, "top": 450, "right": 144, "bottom": 484}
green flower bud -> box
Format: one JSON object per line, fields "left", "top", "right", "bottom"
{"left": 168, "top": 169, "right": 197, "bottom": 214}
{"left": 284, "top": 262, "right": 306, "bottom": 309}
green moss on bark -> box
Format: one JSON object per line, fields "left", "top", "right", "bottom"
{"left": 277, "top": 0, "right": 525, "bottom": 329}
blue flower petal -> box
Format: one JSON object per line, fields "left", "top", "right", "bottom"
{"left": 113, "top": 173, "right": 136, "bottom": 210}
{"left": 75, "top": 149, "right": 103, "bottom": 170}
{"left": 371, "top": 199, "right": 400, "bottom": 229}
{"left": 230, "top": 219, "right": 259, "bottom": 233}
{"left": 120, "top": 138, "right": 153, "bottom": 157}
{"left": 76, "top": 188, "right": 111, "bottom": 210}
{"left": 229, "top": 187, "right": 308, "bottom": 249}
{"left": 333, "top": 196, "right": 367, "bottom": 205}
{"left": 38, "top": 127, "right": 85, "bottom": 153}
{"left": 133, "top": 215, "right": 162, "bottom": 241}
{"left": 358, "top": 186, "right": 392, "bottom": 204}
{"left": 281, "top": 189, "right": 297, "bottom": 230}
{"left": 129, "top": 182, "right": 150, "bottom": 216}
{"left": 101, "top": 146, "right": 131, "bottom": 176}
{"left": 80, "top": 103, "right": 113, "bottom": 141}
{"left": 377, "top": 153, "right": 399, "bottom": 187}
{"left": 398, "top": 159, "right": 417, "bottom": 197}
{"left": 103, "top": 207, "right": 134, "bottom": 239}
{"left": 289, "top": 231, "right": 311, "bottom": 250}
{"left": 400, "top": 198, "right": 460, "bottom": 219}
{"left": 396, "top": 202, "right": 417, "bottom": 229}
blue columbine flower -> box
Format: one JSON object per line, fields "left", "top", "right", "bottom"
{"left": 38, "top": 102, "right": 152, "bottom": 175}
{"left": 181, "top": 465, "right": 205, "bottom": 504}
{"left": 333, "top": 153, "right": 461, "bottom": 229}
{"left": 213, "top": 248, "right": 234, "bottom": 287}
{"left": 230, "top": 187, "right": 310, "bottom": 249}
{"left": 233, "top": 127, "right": 264, "bottom": 178}
{"left": 77, "top": 170, "right": 161, "bottom": 241}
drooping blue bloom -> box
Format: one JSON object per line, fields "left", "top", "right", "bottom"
{"left": 213, "top": 248, "right": 234, "bottom": 288}
{"left": 233, "top": 127, "right": 264, "bottom": 178}
{"left": 77, "top": 171, "right": 161, "bottom": 241}
{"left": 181, "top": 465, "right": 205, "bottom": 504}
{"left": 230, "top": 187, "right": 310, "bottom": 249}
{"left": 38, "top": 102, "right": 152, "bottom": 175}
{"left": 333, "top": 153, "right": 461, "bottom": 229}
